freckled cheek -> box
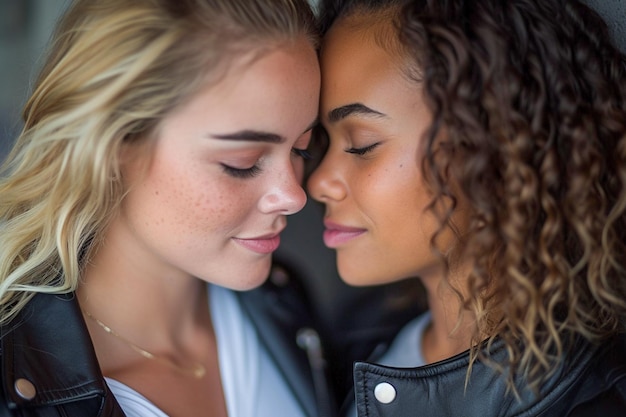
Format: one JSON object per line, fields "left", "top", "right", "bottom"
{"left": 141, "top": 162, "right": 212, "bottom": 229}
{"left": 192, "top": 187, "right": 244, "bottom": 221}
{"left": 141, "top": 160, "right": 257, "bottom": 238}
{"left": 176, "top": 182, "right": 255, "bottom": 236}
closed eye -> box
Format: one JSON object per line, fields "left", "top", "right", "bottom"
{"left": 292, "top": 148, "right": 312, "bottom": 160}
{"left": 221, "top": 163, "right": 262, "bottom": 179}
{"left": 345, "top": 142, "right": 380, "bottom": 156}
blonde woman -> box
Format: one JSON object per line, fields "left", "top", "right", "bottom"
{"left": 0, "top": 0, "right": 321, "bottom": 416}
{"left": 309, "top": 0, "right": 626, "bottom": 415}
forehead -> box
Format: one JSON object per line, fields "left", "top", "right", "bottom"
{"left": 319, "top": 14, "right": 413, "bottom": 121}
{"left": 152, "top": 38, "right": 319, "bottom": 144}
{"left": 322, "top": 12, "right": 404, "bottom": 71}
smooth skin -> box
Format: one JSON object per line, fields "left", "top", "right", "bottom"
{"left": 78, "top": 38, "right": 320, "bottom": 417}
{"left": 308, "top": 14, "right": 473, "bottom": 365}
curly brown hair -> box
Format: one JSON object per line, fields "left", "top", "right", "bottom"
{"left": 399, "top": 0, "right": 626, "bottom": 387}
{"left": 318, "top": 0, "right": 626, "bottom": 389}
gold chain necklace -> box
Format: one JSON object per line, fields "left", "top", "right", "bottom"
{"left": 83, "top": 310, "right": 207, "bottom": 379}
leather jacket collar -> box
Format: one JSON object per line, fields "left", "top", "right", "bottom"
{"left": 0, "top": 293, "right": 125, "bottom": 416}
{"left": 353, "top": 333, "right": 626, "bottom": 416}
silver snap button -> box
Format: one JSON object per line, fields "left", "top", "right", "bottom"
{"left": 14, "top": 378, "right": 36, "bottom": 400}
{"left": 374, "top": 382, "right": 396, "bottom": 404}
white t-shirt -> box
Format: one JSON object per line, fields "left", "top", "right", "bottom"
{"left": 106, "top": 285, "right": 306, "bottom": 417}
{"left": 105, "top": 378, "right": 167, "bottom": 417}
{"left": 376, "top": 311, "right": 431, "bottom": 368}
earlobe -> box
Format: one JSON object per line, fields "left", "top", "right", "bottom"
{"left": 117, "top": 137, "right": 153, "bottom": 185}
{"left": 118, "top": 140, "right": 137, "bottom": 177}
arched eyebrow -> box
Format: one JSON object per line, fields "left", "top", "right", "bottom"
{"left": 210, "top": 130, "right": 284, "bottom": 143}
{"left": 209, "top": 118, "right": 319, "bottom": 143}
{"left": 327, "top": 103, "right": 386, "bottom": 123}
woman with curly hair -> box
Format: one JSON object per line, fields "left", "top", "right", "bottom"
{"left": 309, "top": 0, "right": 626, "bottom": 415}
{"left": 0, "top": 0, "right": 321, "bottom": 416}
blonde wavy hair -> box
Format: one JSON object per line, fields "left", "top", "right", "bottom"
{"left": 320, "top": 0, "right": 626, "bottom": 390}
{"left": 0, "top": 0, "right": 317, "bottom": 325}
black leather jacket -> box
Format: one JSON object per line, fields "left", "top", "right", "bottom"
{"left": 352, "top": 332, "right": 626, "bottom": 416}
{"left": 0, "top": 292, "right": 125, "bottom": 417}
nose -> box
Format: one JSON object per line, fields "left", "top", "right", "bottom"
{"left": 258, "top": 166, "right": 307, "bottom": 215}
{"left": 307, "top": 149, "right": 346, "bottom": 203}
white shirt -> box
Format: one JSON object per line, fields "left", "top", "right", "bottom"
{"left": 104, "top": 378, "right": 167, "bottom": 417}
{"left": 106, "top": 285, "right": 306, "bottom": 417}
{"left": 376, "top": 311, "right": 431, "bottom": 368}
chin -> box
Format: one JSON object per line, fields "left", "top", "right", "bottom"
{"left": 237, "top": 260, "right": 274, "bottom": 290}
{"left": 219, "top": 275, "right": 267, "bottom": 291}
{"left": 338, "top": 265, "right": 388, "bottom": 287}
{"left": 208, "top": 258, "right": 272, "bottom": 291}
{"left": 338, "top": 259, "right": 411, "bottom": 287}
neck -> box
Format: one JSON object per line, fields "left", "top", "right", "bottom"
{"left": 77, "top": 220, "right": 210, "bottom": 353}
{"left": 419, "top": 263, "right": 476, "bottom": 364}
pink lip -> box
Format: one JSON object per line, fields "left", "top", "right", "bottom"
{"left": 233, "top": 234, "right": 281, "bottom": 254}
{"left": 323, "top": 220, "right": 366, "bottom": 248}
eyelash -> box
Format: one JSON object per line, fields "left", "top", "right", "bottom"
{"left": 292, "top": 148, "right": 312, "bottom": 160}
{"left": 221, "top": 164, "right": 262, "bottom": 179}
{"left": 345, "top": 142, "right": 380, "bottom": 156}
{"left": 221, "top": 147, "right": 310, "bottom": 179}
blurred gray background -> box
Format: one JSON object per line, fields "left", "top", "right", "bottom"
{"left": 0, "top": 0, "right": 69, "bottom": 161}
